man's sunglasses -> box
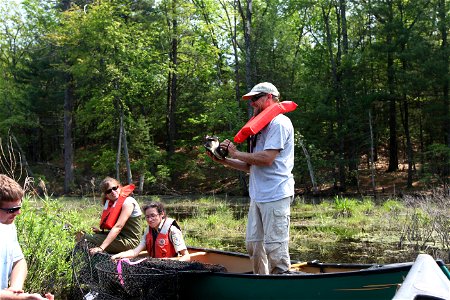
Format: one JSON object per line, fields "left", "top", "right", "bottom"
{"left": 0, "top": 205, "right": 22, "bottom": 214}
{"left": 251, "top": 93, "right": 267, "bottom": 102}
{"left": 105, "top": 186, "right": 119, "bottom": 194}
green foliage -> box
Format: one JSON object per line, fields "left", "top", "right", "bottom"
{"left": 306, "top": 224, "right": 359, "bottom": 241}
{"left": 91, "top": 149, "right": 116, "bottom": 176}
{"left": 382, "top": 199, "right": 405, "bottom": 214}
{"left": 155, "top": 164, "right": 171, "bottom": 184}
{"left": 0, "top": 0, "right": 58, "bottom": 156}
{"left": 333, "top": 196, "right": 359, "bottom": 218}
{"left": 421, "top": 143, "right": 450, "bottom": 184}
{"left": 294, "top": 133, "right": 331, "bottom": 187}
{"left": 355, "top": 199, "right": 375, "bottom": 216}
{"left": 15, "top": 197, "right": 77, "bottom": 297}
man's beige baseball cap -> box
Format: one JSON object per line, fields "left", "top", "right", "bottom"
{"left": 242, "top": 82, "right": 280, "bottom": 100}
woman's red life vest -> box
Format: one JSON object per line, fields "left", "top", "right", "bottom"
{"left": 145, "top": 218, "right": 178, "bottom": 258}
{"left": 234, "top": 101, "right": 298, "bottom": 143}
{"left": 99, "top": 184, "right": 135, "bottom": 230}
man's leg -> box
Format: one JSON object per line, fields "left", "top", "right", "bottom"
{"left": 246, "top": 200, "right": 269, "bottom": 275}
{"left": 260, "top": 196, "right": 292, "bottom": 274}
{"left": 264, "top": 242, "right": 290, "bottom": 274}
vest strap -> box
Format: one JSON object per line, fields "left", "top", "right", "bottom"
{"left": 160, "top": 218, "right": 175, "bottom": 234}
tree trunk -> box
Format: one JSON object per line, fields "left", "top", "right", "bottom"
{"left": 404, "top": 99, "right": 413, "bottom": 188}
{"left": 61, "top": 0, "right": 74, "bottom": 194}
{"left": 237, "top": 0, "right": 253, "bottom": 118}
{"left": 116, "top": 111, "right": 123, "bottom": 181}
{"left": 121, "top": 109, "right": 132, "bottom": 185}
{"left": 437, "top": 0, "right": 449, "bottom": 147}
{"left": 63, "top": 74, "right": 74, "bottom": 194}
{"left": 166, "top": 0, "right": 178, "bottom": 157}
{"left": 419, "top": 108, "right": 424, "bottom": 167}
{"left": 339, "top": 0, "right": 359, "bottom": 186}
{"left": 399, "top": 95, "right": 413, "bottom": 188}
{"left": 138, "top": 174, "right": 145, "bottom": 195}
{"left": 323, "top": 4, "right": 346, "bottom": 190}
{"left": 369, "top": 110, "right": 377, "bottom": 201}
{"left": 386, "top": 0, "right": 398, "bottom": 172}
{"left": 298, "top": 136, "right": 318, "bottom": 194}
{"left": 237, "top": 0, "right": 253, "bottom": 196}
{"left": 399, "top": 35, "right": 414, "bottom": 188}
{"left": 231, "top": 0, "right": 240, "bottom": 103}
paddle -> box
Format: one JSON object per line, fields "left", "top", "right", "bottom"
{"left": 290, "top": 262, "right": 308, "bottom": 269}
{"left": 290, "top": 260, "right": 321, "bottom": 271}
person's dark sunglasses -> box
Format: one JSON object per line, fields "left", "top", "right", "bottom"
{"left": 106, "top": 186, "right": 119, "bottom": 194}
{"left": 251, "top": 93, "right": 267, "bottom": 102}
{"left": 0, "top": 205, "right": 22, "bottom": 214}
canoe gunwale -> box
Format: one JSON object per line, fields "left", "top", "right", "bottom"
{"left": 187, "top": 264, "right": 414, "bottom": 279}
{"left": 187, "top": 246, "right": 419, "bottom": 279}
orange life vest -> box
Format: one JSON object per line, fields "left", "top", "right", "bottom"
{"left": 99, "top": 184, "right": 135, "bottom": 230}
{"left": 234, "top": 101, "right": 298, "bottom": 143}
{"left": 145, "top": 218, "right": 178, "bottom": 258}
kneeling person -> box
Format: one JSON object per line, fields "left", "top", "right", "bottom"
{"left": 112, "top": 202, "right": 190, "bottom": 261}
{"left": 84, "top": 177, "right": 143, "bottom": 255}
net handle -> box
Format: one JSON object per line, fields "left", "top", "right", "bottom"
{"left": 117, "top": 258, "right": 147, "bottom": 285}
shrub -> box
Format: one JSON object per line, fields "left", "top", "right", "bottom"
{"left": 15, "top": 197, "right": 77, "bottom": 298}
{"left": 422, "top": 143, "right": 450, "bottom": 186}
{"left": 382, "top": 199, "right": 405, "bottom": 214}
{"left": 333, "top": 196, "right": 358, "bottom": 218}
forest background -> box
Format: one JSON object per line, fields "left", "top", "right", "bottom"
{"left": 0, "top": 0, "right": 449, "bottom": 197}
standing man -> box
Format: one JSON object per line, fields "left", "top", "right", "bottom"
{"left": 0, "top": 174, "right": 53, "bottom": 300}
{"left": 209, "top": 82, "right": 295, "bottom": 274}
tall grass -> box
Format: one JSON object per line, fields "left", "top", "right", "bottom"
{"left": 180, "top": 199, "right": 246, "bottom": 252}
{"left": 15, "top": 197, "right": 83, "bottom": 298}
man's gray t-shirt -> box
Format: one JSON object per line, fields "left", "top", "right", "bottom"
{"left": 248, "top": 114, "right": 295, "bottom": 202}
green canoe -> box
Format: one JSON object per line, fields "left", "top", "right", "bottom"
{"left": 177, "top": 247, "right": 450, "bottom": 300}
{"left": 76, "top": 240, "right": 450, "bottom": 300}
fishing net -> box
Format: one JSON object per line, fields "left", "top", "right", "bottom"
{"left": 71, "top": 239, "right": 115, "bottom": 300}
{"left": 72, "top": 239, "right": 227, "bottom": 300}
{"left": 96, "top": 259, "right": 177, "bottom": 300}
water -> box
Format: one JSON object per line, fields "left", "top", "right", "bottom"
{"left": 160, "top": 196, "right": 449, "bottom": 265}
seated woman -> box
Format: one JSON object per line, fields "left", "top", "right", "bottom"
{"left": 111, "top": 202, "right": 190, "bottom": 261}
{"left": 85, "top": 177, "right": 143, "bottom": 255}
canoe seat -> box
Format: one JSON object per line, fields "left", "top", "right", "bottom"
{"left": 367, "top": 264, "right": 383, "bottom": 269}
{"left": 137, "top": 250, "right": 149, "bottom": 258}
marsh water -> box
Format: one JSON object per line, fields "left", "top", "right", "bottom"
{"left": 59, "top": 194, "right": 447, "bottom": 265}
{"left": 136, "top": 195, "right": 439, "bottom": 265}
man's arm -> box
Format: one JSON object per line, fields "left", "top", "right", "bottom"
{"left": 216, "top": 149, "right": 279, "bottom": 172}
{"left": 9, "top": 258, "right": 27, "bottom": 291}
{"left": 0, "top": 290, "right": 54, "bottom": 300}
{"left": 220, "top": 157, "right": 251, "bottom": 172}
{"left": 206, "top": 144, "right": 251, "bottom": 172}
{"left": 231, "top": 149, "right": 279, "bottom": 167}
{"left": 224, "top": 139, "right": 279, "bottom": 167}
{"left": 209, "top": 139, "right": 280, "bottom": 172}
{"left": 1, "top": 259, "right": 52, "bottom": 299}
